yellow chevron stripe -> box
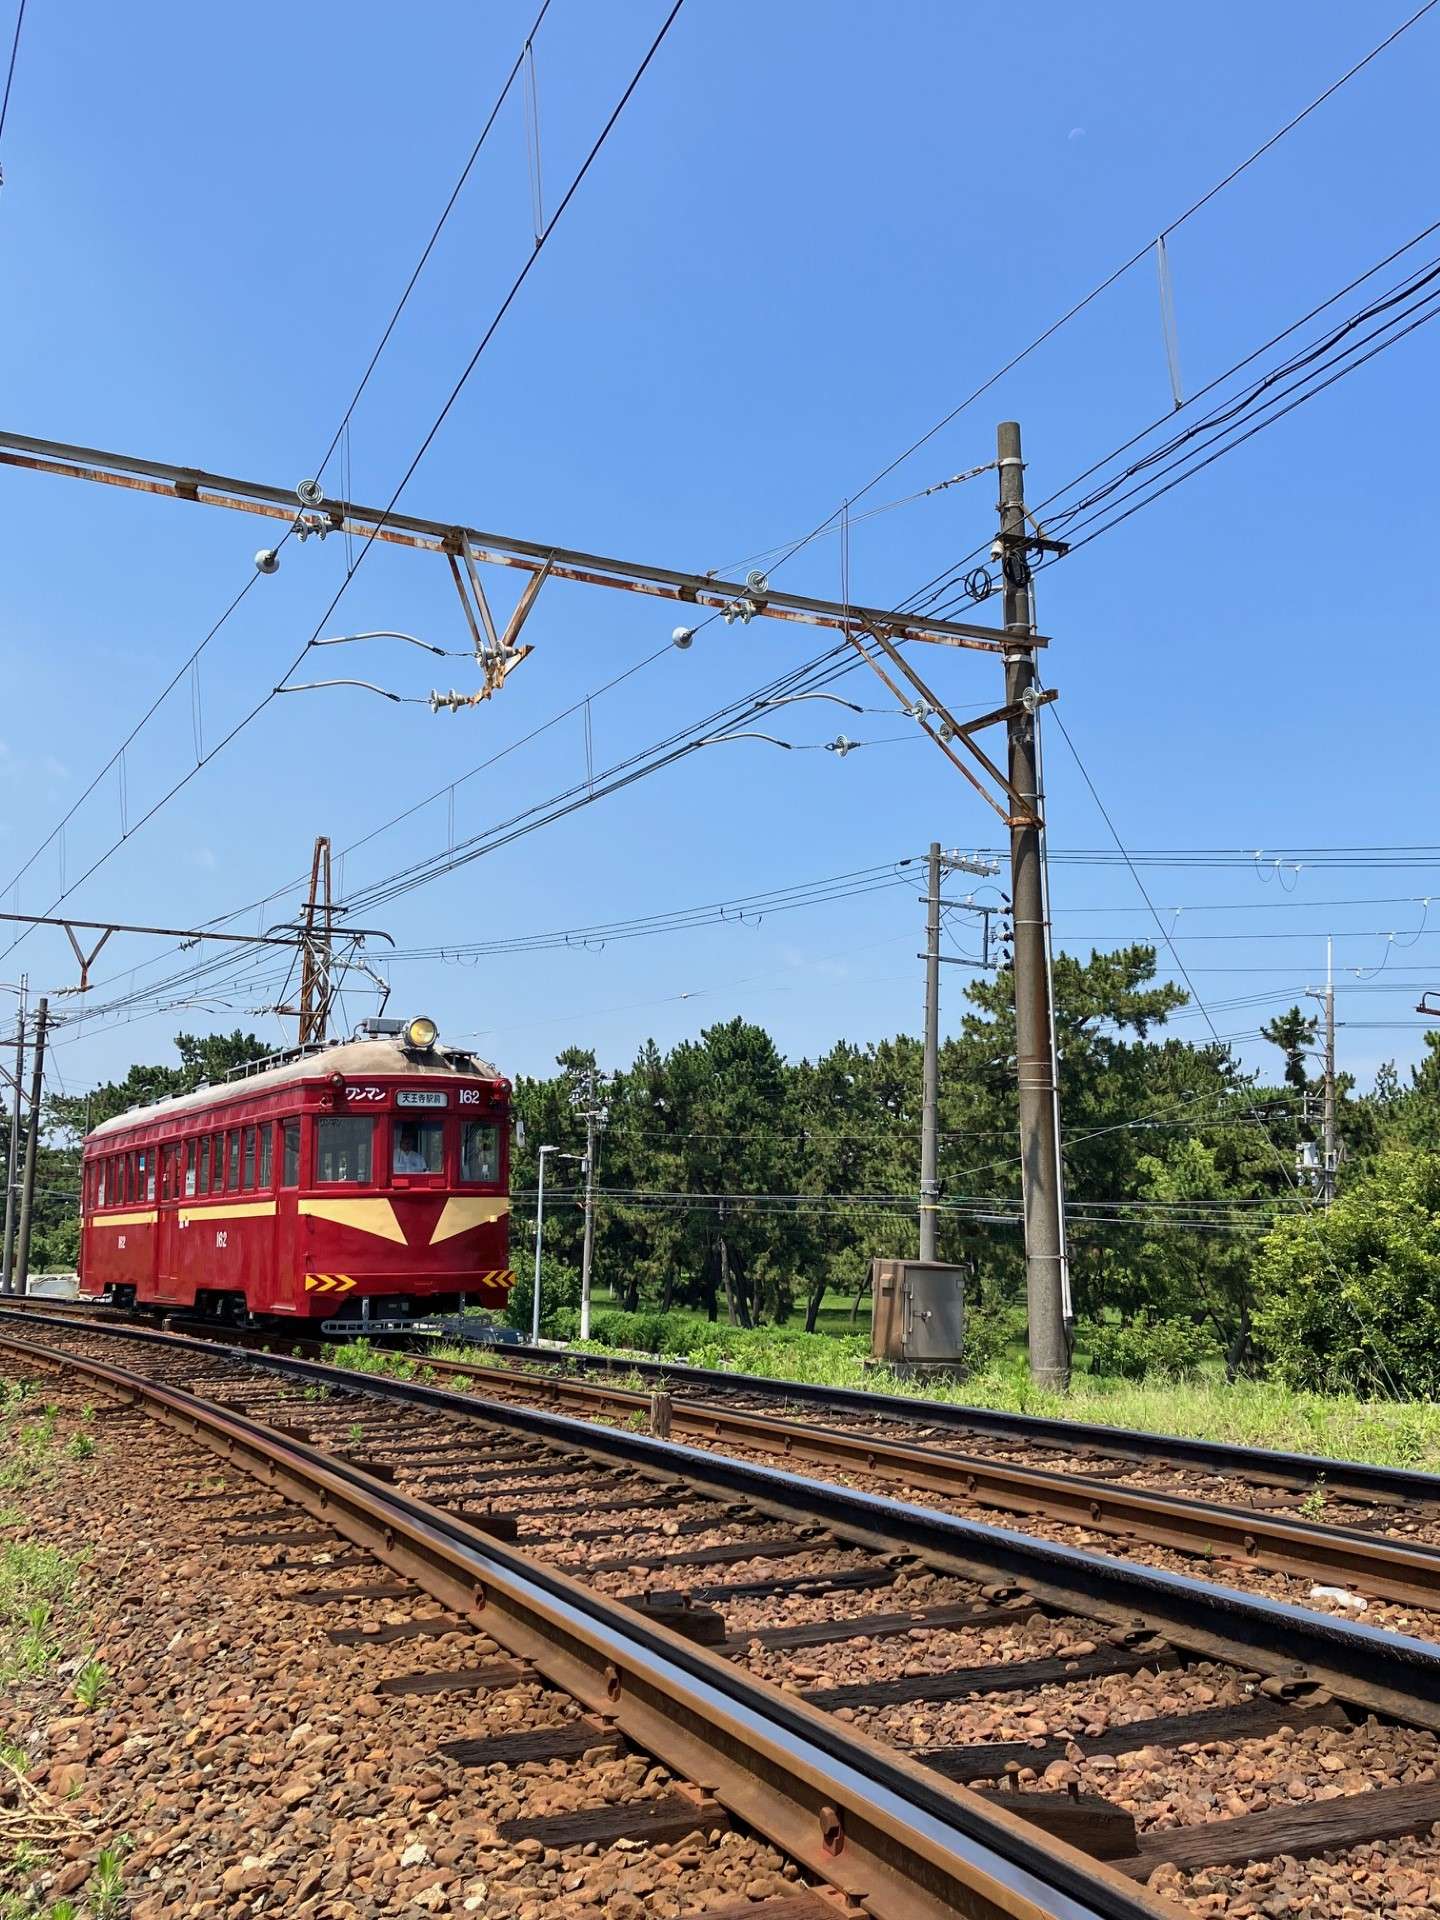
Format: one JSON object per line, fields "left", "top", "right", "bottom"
{"left": 429, "top": 1196, "right": 510, "bottom": 1246}
{"left": 297, "top": 1197, "right": 407, "bottom": 1244}
{"left": 304, "top": 1273, "right": 357, "bottom": 1295}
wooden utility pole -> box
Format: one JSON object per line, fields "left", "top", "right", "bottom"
{"left": 297, "top": 835, "right": 334, "bottom": 1046}
{"left": 13, "top": 996, "right": 48, "bottom": 1295}
{"left": 0, "top": 977, "right": 26, "bottom": 1295}
{"left": 998, "top": 422, "right": 1071, "bottom": 1388}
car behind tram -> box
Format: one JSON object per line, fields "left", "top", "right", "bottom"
{"left": 78, "top": 1016, "right": 513, "bottom": 1326}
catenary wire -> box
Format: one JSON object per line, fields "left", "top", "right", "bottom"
{"left": 742, "top": 2, "right": 1439, "bottom": 593}
{"left": 0, "top": 0, "right": 687, "bottom": 957}
{"left": 0, "top": 0, "right": 26, "bottom": 151}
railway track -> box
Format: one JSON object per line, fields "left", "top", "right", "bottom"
{"left": 471, "top": 1338, "right": 1437, "bottom": 1515}
{"left": 10, "top": 1297, "right": 1440, "bottom": 1629}
{"left": 7, "top": 1308, "right": 1440, "bottom": 1918}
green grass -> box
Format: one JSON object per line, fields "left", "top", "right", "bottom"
{"left": 565, "top": 1307, "right": 1440, "bottom": 1473}
{"left": 73, "top": 1656, "right": 107, "bottom": 1710}
{"left": 322, "top": 1302, "right": 1440, "bottom": 1475}
{"left": 89, "top": 1845, "right": 128, "bottom": 1919}
{"left": 0, "top": 1546, "right": 81, "bottom": 1681}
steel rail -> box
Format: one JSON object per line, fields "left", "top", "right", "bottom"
{"left": 486, "top": 1339, "right": 1440, "bottom": 1510}
{"left": 388, "top": 1353, "right": 1440, "bottom": 1612}
{"left": 16, "top": 1303, "right": 1440, "bottom": 1604}
{"left": 0, "top": 1325, "right": 1166, "bottom": 1920}
{"left": 7, "top": 1308, "right": 1440, "bottom": 1736}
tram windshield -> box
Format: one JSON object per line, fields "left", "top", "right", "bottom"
{"left": 315, "top": 1115, "right": 375, "bottom": 1184}
{"left": 461, "top": 1121, "right": 500, "bottom": 1183}
{"left": 393, "top": 1121, "right": 444, "bottom": 1176}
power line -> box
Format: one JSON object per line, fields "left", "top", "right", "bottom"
{"left": 0, "top": 0, "right": 26, "bottom": 155}
{"left": 1042, "top": 691, "right": 1406, "bottom": 1396}
{"left": 1045, "top": 262, "right": 1440, "bottom": 557}
{"left": 901, "top": 216, "right": 1440, "bottom": 620}
{"left": 386, "top": 862, "right": 917, "bottom": 960}
{"left": 0, "top": 1, "right": 558, "bottom": 923}
{"left": 757, "top": 2, "right": 1439, "bottom": 589}
{"left": 310, "top": 0, "right": 553, "bottom": 484}
{"left": 0, "top": 0, "right": 687, "bottom": 952}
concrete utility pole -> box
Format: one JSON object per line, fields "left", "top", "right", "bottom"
{"left": 998, "top": 422, "right": 1071, "bottom": 1388}
{"left": 919, "top": 846, "right": 1000, "bottom": 1260}
{"left": 13, "top": 995, "right": 49, "bottom": 1296}
{"left": 919, "top": 843, "right": 943, "bottom": 1260}
{"left": 531, "top": 1144, "right": 558, "bottom": 1345}
{"left": 1, "top": 978, "right": 26, "bottom": 1295}
{"left": 580, "top": 1107, "right": 599, "bottom": 1338}
{"left": 1323, "top": 939, "right": 1337, "bottom": 1209}
{"left": 1308, "top": 938, "right": 1338, "bottom": 1208}
{"left": 569, "top": 1065, "right": 612, "bottom": 1340}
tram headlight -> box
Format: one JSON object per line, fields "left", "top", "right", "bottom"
{"left": 405, "top": 1014, "right": 439, "bottom": 1051}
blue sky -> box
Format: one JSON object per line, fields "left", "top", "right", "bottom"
{"left": 1, "top": 0, "right": 1437, "bottom": 1106}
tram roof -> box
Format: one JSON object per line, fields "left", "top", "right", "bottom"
{"left": 86, "top": 1035, "right": 502, "bottom": 1142}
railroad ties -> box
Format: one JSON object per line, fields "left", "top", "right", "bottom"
{"left": 11, "top": 1307, "right": 1440, "bottom": 1914}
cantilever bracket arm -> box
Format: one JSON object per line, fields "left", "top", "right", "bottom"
{"left": 61, "top": 922, "right": 113, "bottom": 994}
{"left": 500, "top": 551, "right": 553, "bottom": 650}
{"left": 953, "top": 688, "right": 1059, "bottom": 738}
{"left": 848, "top": 626, "right": 1043, "bottom": 828}
{"left": 446, "top": 551, "right": 487, "bottom": 663}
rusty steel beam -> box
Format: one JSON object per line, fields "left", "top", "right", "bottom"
{"left": 0, "top": 1328, "right": 1167, "bottom": 1920}
{"left": 0, "top": 430, "right": 1042, "bottom": 656}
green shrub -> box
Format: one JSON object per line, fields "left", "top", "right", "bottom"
{"left": 1083, "top": 1313, "right": 1219, "bottom": 1382}
{"left": 956, "top": 1298, "right": 1013, "bottom": 1377}
{"left": 1254, "top": 1150, "right": 1440, "bottom": 1398}
{"left": 503, "top": 1254, "right": 581, "bottom": 1337}
{"left": 587, "top": 1309, "right": 677, "bottom": 1355}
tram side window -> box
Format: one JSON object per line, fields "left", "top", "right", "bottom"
{"left": 281, "top": 1119, "right": 300, "bottom": 1188}
{"left": 198, "top": 1137, "right": 210, "bottom": 1195}
{"left": 315, "top": 1116, "right": 374, "bottom": 1184}
{"left": 461, "top": 1121, "right": 500, "bottom": 1183}
{"left": 184, "top": 1141, "right": 197, "bottom": 1198}
{"left": 139, "top": 1150, "right": 154, "bottom": 1202}
{"left": 259, "top": 1124, "right": 273, "bottom": 1189}
{"left": 228, "top": 1131, "right": 241, "bottom": 1191}
{"left": 242, "top": 1127, "right": 257, "bottom": 1191}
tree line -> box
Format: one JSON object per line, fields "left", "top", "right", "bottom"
{"left": 9, "top": 946, "right": 1439, "bottom": 1392}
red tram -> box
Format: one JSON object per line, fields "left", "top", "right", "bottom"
{"left": 78, "top": 1017, "right": 514, "bottom": 1326}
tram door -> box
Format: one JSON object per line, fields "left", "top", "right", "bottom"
{"left": 156, "top": 1143, "right": 184, "bottom": 1299}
